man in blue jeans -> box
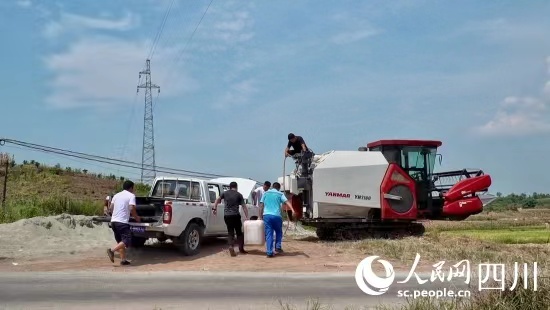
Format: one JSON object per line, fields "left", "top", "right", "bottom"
{"left": 259, "top": 182, "right": 293, "bottom": 258}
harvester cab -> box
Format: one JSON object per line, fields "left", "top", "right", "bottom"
{"left": 364, "top": 139, "right": 492, "bottom": 220}
{"left": 365, "top": 140, "right": 441, "bottom": 214}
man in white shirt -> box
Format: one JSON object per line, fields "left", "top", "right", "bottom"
{"left": 106, "top": 180, "right": 140, "bottom": 265}
{"left": 252, "top": 181, "right": 271, "bottom": 207}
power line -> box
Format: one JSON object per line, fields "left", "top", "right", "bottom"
{"left": 158, "top": 0, "right": 215, "bottom": 104}
{"left": 0, "top": 138, "right": 228, "bottom": 179}
{"left": 147, "top": 0, "right": 176, "bottom": 60}
{"left": 152, "top": 0, "right": 214, "bottom": 113}
{"left": 175, "top": 0, "right": 214, "bottom": 65}
{"left": 147, "top": 0, "right": 215, "bottom": 112}
{"left": 1, "top": 144, "right": 142, "bottom": 178}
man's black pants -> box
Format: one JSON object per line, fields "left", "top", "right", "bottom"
{"left": 224, "top": 214, "right": 243, "bottom": 244}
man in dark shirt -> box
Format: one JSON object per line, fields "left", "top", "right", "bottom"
{"left": 285, "top": 133, "right": 314, "bottom": 177}
{"left": 212, "top": 181, "right": 249, "bottom": 257}
{"left": 284, "top": 133, "right": 309, "bottom": 157}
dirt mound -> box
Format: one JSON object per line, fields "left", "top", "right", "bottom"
{"left": 0, "top": 214, "right": 112, "bottom": 263}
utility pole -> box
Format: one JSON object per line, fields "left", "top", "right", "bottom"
{"left": 137, "top": 59, "right": 160, "bottom": 185}
{"left": 0, "top": 153, "right": 9, "bottom": 209}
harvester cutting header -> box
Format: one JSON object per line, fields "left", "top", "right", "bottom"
{"left": 279, "top": 139, "right": 494, "bottom": 240}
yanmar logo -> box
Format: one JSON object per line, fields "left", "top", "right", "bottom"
{"left": 326, "top": 192, "right": 351, "bottom": 198}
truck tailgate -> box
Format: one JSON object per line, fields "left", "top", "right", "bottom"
{"left": 91, "top": 216, "right": 160, "bottom": 224}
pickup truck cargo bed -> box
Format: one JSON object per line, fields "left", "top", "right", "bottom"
{"left": 92, "top": 196, "right": 165, "bottom": 224}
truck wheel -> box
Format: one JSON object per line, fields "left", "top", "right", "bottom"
{"left": 131, "top": 236, "right": 147, "bottom": 248}
{"left": 176, "top": 222, "right": 203, "bottom": 256}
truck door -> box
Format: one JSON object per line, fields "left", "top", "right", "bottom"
{"left": 207, "top": 183, "right": 226, "bottom": 233}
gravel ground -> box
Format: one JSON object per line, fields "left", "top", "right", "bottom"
{"left": 0, "top": 214, "right": 113, "bottom": 264}
{"left": 0, "top": 215, "right": 318, "bottom": 268}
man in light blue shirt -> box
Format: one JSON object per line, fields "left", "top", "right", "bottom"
{"left": 259, "top": 182, "right": 293, "bottom": 257}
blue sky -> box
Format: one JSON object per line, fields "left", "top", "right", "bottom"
{"left": 1, "top": 0, "right": 550, "bottom": 195}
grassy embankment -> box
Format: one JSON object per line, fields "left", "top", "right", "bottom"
{"left": 0, "top": 160, "right": 150, "bottom": 223}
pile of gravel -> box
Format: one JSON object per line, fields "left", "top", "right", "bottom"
{"left": 0, "top": 214, "right": 113, "bottom": 262}
{"left": 283, "top": 221, "right": 316, "bottom": 238}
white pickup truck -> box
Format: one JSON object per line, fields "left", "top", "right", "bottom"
{"left": 93, "top": 176, "right": 261, "bottom": 256}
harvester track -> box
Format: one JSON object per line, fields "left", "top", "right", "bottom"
{"left": 312, "top": 222, "right": 425, "bottom": 242}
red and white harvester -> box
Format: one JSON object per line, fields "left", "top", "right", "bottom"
{"left": 279, "top": 139, "right": 495, "bottom": 240}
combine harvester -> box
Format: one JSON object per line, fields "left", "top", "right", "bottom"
{"left": 279, "top": 139, "right": 496, "bottom": 240}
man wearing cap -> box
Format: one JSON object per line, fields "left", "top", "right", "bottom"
{"left": 284, "top": 133, "right": 313, "bottom": 177}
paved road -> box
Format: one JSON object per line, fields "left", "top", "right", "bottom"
{"left": 0, "top": 271, "right": 471, "bottom": 309}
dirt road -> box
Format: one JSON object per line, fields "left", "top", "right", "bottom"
{"left": 0, "top": 214, "right": 426, "bottom": 273}
{"left": 0, "top": 270, "right": 472, "bottom": 310}
{"left": 1, "top": 270, "right": 379, "bottom": 310}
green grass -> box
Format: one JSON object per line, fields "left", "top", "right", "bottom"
{"left": 0, "top": 160, "right": 151, "bottom": 224}
{"left": 0, "top": 197, "right": 102, "bottom": 224}
{"left": 424, "top": 213, "right": 550, "bottom": 233}
{"left": 440, "top": 227, "right": 550, "bottom": 244}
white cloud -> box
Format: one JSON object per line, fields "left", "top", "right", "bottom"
{"left": 213, "top": 79, "right": 258, "bottom": 109}
{"left": 331, "top": 29, "right": 379, "bottom": 45}
{"left": 184, "top": 1, "right": 258, "bottom": 109}
{"left": 43, "top": 11, "right": 140, "bottom": 38}
{"left": 329, "top": 12, "right": 380, "bottom": 45}
{"left": 452, "top": 18, "right": 549, "bottom": 44}
{"left": 40, "top": 1, "right": 259, "bottom": 111}
{"left": 191, "top": 2, "right": 255, "bottom": 52}
{"left": 476, "top": 57, "right": 550, "bottom": 136}
{"left": 477, "top": 97, "right": 550, "bottom": 136}
{"left": 16, "top": 0, "right": 31, "bottom": 8}
{"left": 44, "top": 36, "right": 198, "bottom": 109}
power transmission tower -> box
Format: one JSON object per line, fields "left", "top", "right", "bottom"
{"left": 137, "top": 59, "right": 160, "bottom": 185}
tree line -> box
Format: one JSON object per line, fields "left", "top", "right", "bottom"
{"left": 490, "top": 192, "right": 549, "bottom": 209}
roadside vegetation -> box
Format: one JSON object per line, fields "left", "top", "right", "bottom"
{"left": 279, "top": 274, "right": 549, "bottom": 310}
{"left": 0, "top": 159, "right": 150, "bottom": 224}
{"left": 317, "top": 209, "right": 550, "bottom": 268}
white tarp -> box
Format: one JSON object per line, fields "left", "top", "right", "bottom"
{"left": 209, "top": 177, "right": 259, "bottom": 199}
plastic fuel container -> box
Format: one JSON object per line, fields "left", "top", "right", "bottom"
{"left": 244, "top": 220, "right": 265, "bottom": 246}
